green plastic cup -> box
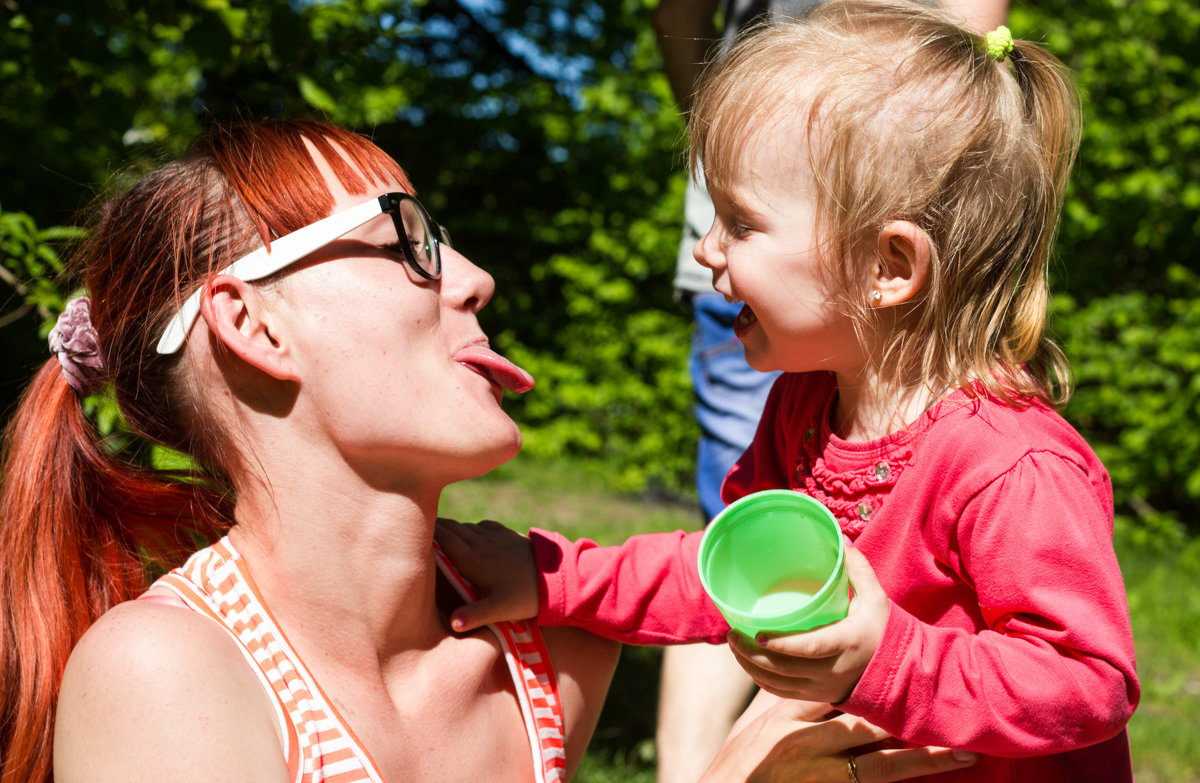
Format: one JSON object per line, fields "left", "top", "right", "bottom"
{"left": 698, "top": 490, "right": 849, "bottom": 636}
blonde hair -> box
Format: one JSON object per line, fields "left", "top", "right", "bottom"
{"left": 688, "top": 0, "right": 1080, "bottom": 407}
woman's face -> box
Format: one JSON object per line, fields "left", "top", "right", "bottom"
{"left": 268, "top": 154, "right": 531, "bottom": 490}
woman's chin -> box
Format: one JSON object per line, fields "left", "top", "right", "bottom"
{"left": 455, "top": 428, "right": 523, "bottom": 483}
{"left": 490, "top": 429, "right": 524, "bottom": 470}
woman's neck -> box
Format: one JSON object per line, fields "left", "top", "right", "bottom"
{"left": 227, "top": 460, "right": 450, "bottom": 670}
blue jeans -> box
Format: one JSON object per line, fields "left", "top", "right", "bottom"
{"left": 688, "top": 292, "right": 781, "bottom": 523}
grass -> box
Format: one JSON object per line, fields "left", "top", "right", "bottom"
{"left": 440, "top": 457, "right": 1200, "bottom": 783}
{"left": 1115, "top": 520, "right": 1200, "bottom": 782}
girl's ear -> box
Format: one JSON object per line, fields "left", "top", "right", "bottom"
{"left": 870, "top": 220, "right": 930, "bottom": 307}
{"left": 198, "top": 274, "right": 299, "bottom": 381}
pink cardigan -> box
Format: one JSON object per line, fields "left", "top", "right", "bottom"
{"left": 532, "top": 372, "right": 1138, "bottom": 783}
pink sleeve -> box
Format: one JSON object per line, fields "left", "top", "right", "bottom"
{"left": 530, "top": 528, "right": 729, "bottom": 645}
{"left": 840, "top": 452, "right": 1139, "bottom": 755}
{"left": 722, "top": 373, "right": 800, "bottom": 505}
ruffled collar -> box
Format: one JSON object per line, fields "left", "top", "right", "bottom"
{"left": 790, "top": 390, "right": 936, "bottom": 537}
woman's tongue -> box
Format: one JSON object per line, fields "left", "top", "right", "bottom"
{"left": 453, "top": 345, "right": 535, "bottom": 393}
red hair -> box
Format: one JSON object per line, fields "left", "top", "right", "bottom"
{"left": 0, "top": 118, "right": 410, "bottom": 783}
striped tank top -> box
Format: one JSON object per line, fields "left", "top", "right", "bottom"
{"left": 143, "top": 536, "right": 567, "bottom": 783}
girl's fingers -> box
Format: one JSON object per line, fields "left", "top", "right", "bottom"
{"left": 730, "top": 631, "right": 833, "bottom": 675}
{"left": 449, "top": 598, "right": 504, "bottom": 633}
{"left": 477, "top": 518, "right": 509, "bottom": 531}
{"left": 842, "top": 546, "right": 884, "bottom": 601}
{"left": 731, "top": 650, "right": 818, "bottom": 692}
{"left": 753, "top": 625, "right": 852, "bottom": 661}
{"left": 434, "top": 518, "right": 472, "bottom": 555}
{"left": 855, "top": 745, "right": 979, "bottom": 782}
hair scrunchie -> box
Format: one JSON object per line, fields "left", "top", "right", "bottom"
{"left": 48, "top": 297, "right": 105, "bottom": 396}
{"left": 984, "top": 25, "right": 1014, "bottom": 62}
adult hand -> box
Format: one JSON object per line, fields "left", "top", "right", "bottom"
{"left": 699, "top": 694, "right": 978, "bottom": 783}
{"left": 729, "top": 547, "right": 890, "bottom": 704}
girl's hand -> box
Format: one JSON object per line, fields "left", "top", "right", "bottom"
{"left": 728, "top": 547, "right": 890, "bottom": 704}
{"left": 700, "top": 693, "right": 978, "bottom": 783}
{"left": 434, "top": 518, "right": 539, "bottom": 631}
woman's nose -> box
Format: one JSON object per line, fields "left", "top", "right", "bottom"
{"left": 440, "top": 245, "right": 495, "bottom": 313}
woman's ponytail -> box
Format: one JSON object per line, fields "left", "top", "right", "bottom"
{"left": 0, "top": 359, "right": 215, "bottom": 783}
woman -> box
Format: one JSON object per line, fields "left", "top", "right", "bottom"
{"left": 0, "top": 119, "right": 973, "bottom": 783}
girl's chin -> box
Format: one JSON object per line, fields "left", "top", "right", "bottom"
{"left": 744, "top": 353, "right": 776, "bottom": 373}
{"left": 742, "top": 342, "right": 788, "bottom": 374}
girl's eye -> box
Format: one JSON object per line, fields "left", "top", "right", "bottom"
{"left": 728, "top": 223, "right": 751, "bottom": 239}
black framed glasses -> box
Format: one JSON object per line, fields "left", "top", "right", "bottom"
{"left": 157, "top": 192, "right": 451, "bottom": 354}
{"left": 380, "top": 191, "right": 452, "bottom": 282}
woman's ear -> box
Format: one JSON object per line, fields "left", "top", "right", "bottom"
{"left": 198, "top": 274, "right": 299, "bottom": 381}
{"left": 870, "top": 220, "right": 930, "bottom": 308}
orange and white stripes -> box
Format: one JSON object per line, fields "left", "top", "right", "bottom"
{"left": 434, "top": 544, "right": 568, "bottom": 783}
{"left": 145, "top": 537, "right": 566, "bottom": 783}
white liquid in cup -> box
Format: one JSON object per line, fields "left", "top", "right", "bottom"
{"left": 751, "top": 577, "right": 827, "bottom": 615}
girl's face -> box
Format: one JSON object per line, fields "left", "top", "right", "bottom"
{"left": 269, "top": 159, "right": 530, "bottom": 490}
{"left": 693, "top": 138, "right": 865, "bottom": 377}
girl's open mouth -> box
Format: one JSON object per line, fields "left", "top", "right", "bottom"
{"left": 733, "top": 304, "right": 758, "bottom": 339}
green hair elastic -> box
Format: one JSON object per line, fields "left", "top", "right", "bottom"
{"left": 984, "top": 25, "right": 1014, "bottom": 61}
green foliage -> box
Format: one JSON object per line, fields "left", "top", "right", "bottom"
{"left": 464, "top": 0, "right": 697, "bottom": 492}
{"left": 0, "top": 204, "right": 79, "bottom": 331}
{"left": 1011, "top": 0, "right": 1200, "bottom": 297}
{"left": 3, "top": 0, "right": 1199, "bottom": 520}
{"left": 1055, "top": 264, "right": 1200, "bottom": 532}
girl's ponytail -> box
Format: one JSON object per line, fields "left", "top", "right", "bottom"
{"left": 1009, "top": 38, "right": 1081, "bottom": 217}
{"left": 0, "top": 360, "right": 214, "bottom": 783}
{"left": 1001, "top": 38, "right": 1082, "bottom": 404}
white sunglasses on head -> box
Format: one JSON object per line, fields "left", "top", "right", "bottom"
{"left": 156, "top": 192, "right": 449, "bottom": 355}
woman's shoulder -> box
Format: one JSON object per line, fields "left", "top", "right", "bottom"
{"left": 54, "top": 600, "right": 287, "bottom": 783}
{"left": 537, "top": 625, "right": 621, "bottom": 775}
{"left": 62, "top": 598, "right": 246, "bottom": 681}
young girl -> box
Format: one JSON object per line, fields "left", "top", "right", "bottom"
{"left": 436, "top": 2, "right": 1139, "bottom": 781}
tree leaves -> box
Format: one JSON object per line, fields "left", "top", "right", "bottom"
{"left": 2, "top": 0, "right": 1198, "bottom": 517}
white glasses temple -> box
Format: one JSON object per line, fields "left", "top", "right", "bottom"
{"left": 155, "top": 196, "right": 387, "bottom": 355}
